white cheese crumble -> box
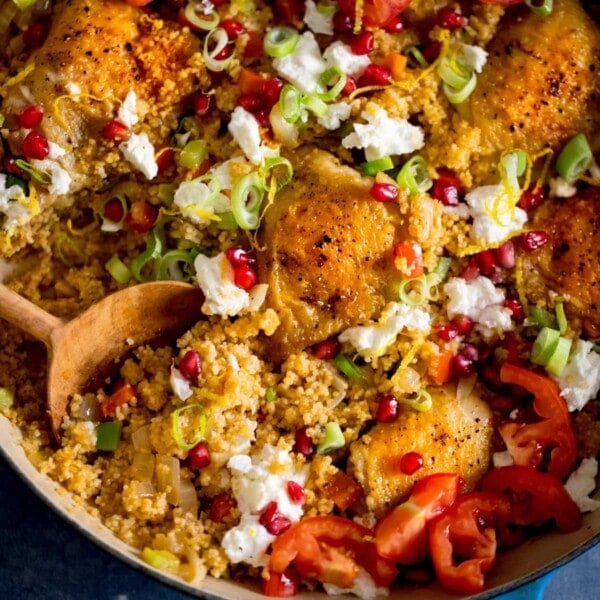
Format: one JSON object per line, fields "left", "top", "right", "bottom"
{"left": 169, "top": 367, "right": 193, "bottom": 401}
{"left": 173, "top": 178, "right": 229, "bottom": 227}
{"left": 318, "top": 101, "right": 352, "bottom": 130}
{"left": 0, "top": 175, "right": 31, "bottom": 230}
{"left": 565, "top": 458, "right": 600, "bottom": 513}
{"left": 117, "top": 90, "right": 139, "bottom": 128}
{"left": 342, "top": 106, "right": 424, "bottom": 162}
{"left": 272, "top": 31, "right": 327, "bottom": 94}
{"left": 210, "top": 157, "right": 248, "bottom": 191}
{"left": 119, "top": 132, "right": 158, "bottom": 180}
{"left": 64, "top": 81, "right": 82, "bottom": 97}
{"left": 339, "top": 302, "right": 431, "bottom": 359}
{"left": 465, "top": 184, "right": 528, "bottom": 244}
{"left": 228, "top": 106, "right": 278, "bottom": 165}
{"left": 549, "top": 177, "right": 577, "bottom": 198}
{"left": 31, "top": 142, "right": 72, "bottom": 195}
{"left": 323, "top": 41, "right": 370, "bottom": 78}
{"left": 221, "top": 513, "right": 274, "bottom": 567}
{"left": 323, "top": 567, "right": 389, "bottom": 600}
{"left": 456, "top": 43, "right": 488, "bottom": 74}
{"left": 304, "top": 0, "right": 334, "bottom": 35}
{"left": 553, "top": 339, "right": 600, "bottom": 412}
{"left": 444, "top": 276, "right": 513, "bottom": 339}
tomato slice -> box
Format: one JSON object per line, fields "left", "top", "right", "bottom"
{"left": 262, "top": 568, "right": 299, "bottom": 597}
{"left": 428, "top": 491, "right": 511, "bottom": 596}
{"left": 375, "top": 473, "right": 461, "bottom": 564}
{"left": 270, "top": 515, "right": 398, "bottom": 589}
{"left": 498, "top": 363, "right": 576, "bottom": 479}
{"left": 337, "top": 0, "right": 411, "bottom": 27}
{"left": 482, "top": 465, "right": 582, "bottom": 532}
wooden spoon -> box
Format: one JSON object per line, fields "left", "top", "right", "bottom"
{"left": 0, "top": 281, "right": 204, "bottom": 440}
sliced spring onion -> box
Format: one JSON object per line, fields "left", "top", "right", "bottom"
{"left": 401, "top": 389, "right": 433, "bottom": 412}
{"left": 260, "top": 156, "right": 294, "bottom": 191}
{"left": 396, "top": 155, "right": 432, "bottom": 196}
{"left": 12, "top": 0, "right": 37, "bottom": 9}
{"left": 443, "top": 71, "right": 477, "bottom": 104}
{"left": 105, "top": 254, "right": 132, "bottom": 285}
{"left": 545, "top": 336, "right": 572, "bottom": 376}
{"left": 96, "top": 421, "right": 122, "bottom": 452}
{"left": 429, "top": 256, "right": 452, "bottom": 284}
{"left": 513, "top": 150, "right": 528, "bottom": 177}
{"left": 437, "top": 55, "right": 472, "bottom": 90}
{"left": 231, "top": 171, "right": 265, "bottom": 230}
{"left": 171, "top": 404, "right": 207, "bottom": 451}
{"left": 555, "top": 298, "right": 568, "bottom": 336}
{"left": 184, "top": 3, "right": 220, "bottom": 30}
{"left": 157, "top": 249, "right": 195, "bottom": 282}
{"left": 316, "top": 66, "right": 347, "bottom": 102}
{"left": 528, "top": 306, "right": 558, "bottom": 330}
{"left": 213, "top": 211, "right": 239, "bottom": 230}
{"left": 556, "top": 133, "right": 593, "bottom": 183}
{"left": 279, "top": 84, "right": 303, "bottom": 123}
{"left": 525, "top": 0, "right": 553, "bottom": 16}
{"left": 316, "top": 0, "right": 338, "bottom": 15}
{"left": 178, "top": 139, "right": 208, "bottom": 170}
{"left": 398, "top": 275, "right": 430, "bottom": 306}
{"left": 131, "top": 228, "right": 163, "bottom": 282}
{"left": 141, "top": 548, "right": 180, "bottom": 575}
{"left": 0, "top": 387, "right": 14, "bottom": 410}
{"left": 157, "top": 183, "right": 177, "bottom": 206}
{"left": 361, "top": 156, "right": 394, "bottom": 176}
{"left": 316, "top": 422, "right": 345, "bottom": 454}
{"left": 531, "top": 327, "right": 560, "bottom": 365}
{"left": 264, "top": 26, "right": 299, "bottom": 58}
{"left": 333, "top": 353, "right": 364, "bottom": 381}
{"left": 265, "top": 387, "right": 277, "bottom": 402}
{"left": 203, "top": 27, "right": 231, "bottom": 72}
{"left": 404, "top": 46, "right": 429, "bottom": 68}
{"left": 14, "top": 159, "right": 51, "bottom": 186}
{"left": 302, "top": 93, "right": 328, "bottom": 118}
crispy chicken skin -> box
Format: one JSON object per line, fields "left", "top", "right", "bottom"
{"left": 257, "top": 149, "right": 402, "bottom": 357}
{"left": 522, "top": 191, "right": 600, "bottom": 330}
{"left": 349, "top": 386, "right": 492, "bottom": 517}
{"left": 470, "top": 0, "right": 600, "bottom": 158}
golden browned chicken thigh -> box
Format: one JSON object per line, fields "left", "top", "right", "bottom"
{"left": 257, "top": 148, "right": 402, "bottom": 358}
{"left": 349, "top": 385, "right": 492, "bottom": 517}
{"left": 470, "top": 0, "right": 600, "bottom": 159}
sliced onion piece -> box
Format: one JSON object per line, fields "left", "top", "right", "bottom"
{"left": 203, "top": 28, "right": 231, "bottom": 72}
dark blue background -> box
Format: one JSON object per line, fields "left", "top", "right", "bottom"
{"left": 1, "top": 454, "right": 599, "bottom": 599}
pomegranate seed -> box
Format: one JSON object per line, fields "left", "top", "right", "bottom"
{"left": 22, "top": 21, "right": 49, "bottom": 50}
{"left": 21, "top": 130, "right": 49, "bottom": 160}
{"left": 358, "top": 63, "right": 392, "bottom": 87}
{"left": 263, "top": 78, "right": 284, "bottom": 106}
{"left": 370, "top": 182, "right": 398, "bottom": 202}
{"left": 435, "top": 323, "right": 459, "bottom": 342}
{"left": 350, "top": 31, "right": 374, "bottom": 55}
{"left": 18, "top": 104, "right": 44, "bottom": 129}
{"left": 461, "top": 343, "right": 479, "bottom": 362}
{"left": 253, "top": 108, "right": 270, "bottom": 127}
{"left": 124, "top": 200, "right": 157, "bottom": 233}
{"left": 376, "top": 394, "right": 399, "bottom": 423}
{"left": 209, "top": 492, "right": 236, "bottom": 522}
{"left": 518, "top": 185, "right": 545, "bottom": 211}
{"left": 432, "top": 168, "right": 461, "bottom": 206}
{"left": 188, "top": 441, "right": 211, "bottom": 469}
{"left": 179, "top": 349, "right": 201, "bottom": 381}
{"left": 286, "top": 481, "right": 306, "bottom": 504}
{"left": 460, "top": 259, "right": 480, "bottom": 281}
{"left": 422, "top": 41, "right": 442, "bottom": 64}
{"left": 342, "top": 75, "right": 357, "bottom": 97}
{"left": 519, "top": 230, "right": 549, "bottom": 253}
{"left": 103, "top": 198, "right": 125, "bottom": 223}
{"left": 259, "top": 501, "right": 291, "bottom": 535}
{"left": 214, "top": 44, "right": 233, "bottom": 61}
{"left": 293, "top": 427, "right": 314, "bottom": 457}
{"left": 476, "top": 250, "right": 497, "bottom": 276}
{"left": 504, "top": 298, "right": 525, "bottom": 322}
{"left": 194, "top": 92, "right": 213, "bottom": 116}
{"left": 495, "top": 241, "right": 515, "bottom": 269}
{"left": 399, "top": 451, "right": 424, "bottom": 475}
{"left": 3, "top": 157, "right": 25, "bottom": 176}
{"left": 156, "top": 147, "right": 176, "bottom": 173}
{"left": 453, "top": 315, "right": 475, "bottom": 335}
{"left": 333, "top": 11, "right": 354, "bottom": 33}
{"left": 233, "top": 265, "right": 257, "bottom": 290}
{"left": 238, "top": 93, "right": 262, "bottom": 112}
{"left": 384, "top": 16, "right": 404, "bottom": 34}
{"left": 225, "top": 246, "right": 255, "bottom": 267}
{"left": 220, "top": 18, "right": 244, "bottom": 40}
{"left": 311, "top": 338, "right": 341, "bottom": 360}
{"left": 453, "top": 344, "right": 480, "bottom": 378}
{"left": 436, "top": 7, "right": 467, "bottom": 30}
{"left": 102, "top": 120, "right": 131, "bottom": 141}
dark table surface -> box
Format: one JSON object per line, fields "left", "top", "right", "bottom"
{"left": 1, "top": 454, "right": 599, "bottom": 600}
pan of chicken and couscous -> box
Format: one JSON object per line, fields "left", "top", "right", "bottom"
{"left": 1, "top": 0, "right": 600, "bottom": 598}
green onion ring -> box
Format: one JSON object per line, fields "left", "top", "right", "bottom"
{"left": 545, "top": 336, "right": 572, "bottom": 376}
{"left": 316, "top": 66, "right": 347, "bottom": 102}
{"left": 264, "top": 26, "right": 299, "bottom": 58}
{"left": 333, "top": 353, "right": 364, "bottom": 381}
{"left": 203, "top": 27, "right": 231, "bottom": 72}
{"left": 398, "top": 275, "right": 431, "bottom": 306}
{"left": 437, "top": 55, "right": 471, "bottom": 90}
{"left": 361, "top": 156, "right": 394, "bottom": 176}
{"left": 531, "top": 327, "right": 561, "bottom": 366}
{"left": 556, "top": 133, "right": 593, "bottom": 183}
{"left": 401, "top": 390, "right": 433, "bottom": 412}
{"left": 213, "top": 211, "right": 239, "bottom": 230}
{"left": 231, "top": 171, "right": 265, "bottom": 230}
{"left": 302, "top": 93, "right": 328, "bottom": 118}
{"left": 0, "top": 387, "right": 15, "bottom": 409}
{"left": 259, "top": 156, "right": 294, "bottom": 191}
{"left": 316, "top": 422, "right": 345, "bottom": 454}
{"left": 443, "top": 71, "right": 477, "bottom": 104}
{"left": 131, "top": 228, "right": 164, "bottom": 282}
{"left": 528, "top": 306, "right": 558, "bottom": 330}
{"left": 396, "top": 155, "right": 432, "bottom": 196}
{"left": 316, "top": 0, "right": 337, "bottom": 16}
{"left": 525, "top": 0, "right": 553, "bottom": 16}
{"left": 279, "top": 84, "right": 303, "bottom": 123}
{"left": 404, "top": 46, "right": 429, "bottom": 68}
{"left": 178, "top": 139, "right": 208, "bottom": 170}
{"left": 157, "top": 249, "right": 195, "bottom": 282}
{"left": 105, "top": 254, "right": 132, "bottom": 285}
{"left": 184, "top": 3, "right": 220, "bottom": 31}
{"left": 171, "top": 404, "right": 207, "bottom": 451}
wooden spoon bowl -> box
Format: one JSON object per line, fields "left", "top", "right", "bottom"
{"left": 0, "top": 281, "right": 204, "bottom": 439}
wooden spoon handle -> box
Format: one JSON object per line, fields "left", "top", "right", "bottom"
{"left": 0, "top": 283, "right": 64, "bottom": 346}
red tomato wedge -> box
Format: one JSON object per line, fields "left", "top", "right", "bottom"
{"left": 375, "top": 473, "right": 461, "bottom": 564}
{"left": 429, "top": 491, "right": 511, "bottom": 596}
{"left": 498, "top": 363, "right": 576, "bottom": 479}
{"left": 337, "top": 0, "right": 411, "bottom": 27}
{"left": 270, "top": 515, "right": 398, "bottom": 589}
{"left": 482, "top": 465, "right": 582, "bottom": 532}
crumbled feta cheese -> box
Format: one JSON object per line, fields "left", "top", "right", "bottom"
{"left": 198, "top": 0, "right": 214, "bottom": 14}
{"left": 117, "top": 90, "right": 139, "bottom": 128}
{"left": 553, "top": 339, "right": 600, "bottom": 412}
{"left": 173, "top": 178, "right": 229, "bottom": 227}
{"left": 457, "top": 43, "right": 488, "bottom": 74}
{"left": 324, "top": 567, "right": 389, "bottom": 600}
{"left": 228, "top": 107, "right": 278, "bottom": 165}
{"left": 304, "top": 0, "right": 334, "bottom": 35}
{"left": 30, "top": 157, "right": 72, "bottom": 195}
{"left": 221, "top": 513, "right": 274, "bottom": 567}
{"left": 492, "top": 450, "right": 514, "bottom": 468}
{"left": 549, "top": 177, "right": 577, "bottom": 198}
{"left": 339, "top": 302, "right": 431, "bottom": 359}
{"left": 323, "top": 41, "right": 370, "bottom": 78}
{"left": 194, "top": 252, "right": 250, "bottom": 317}
{"left": 272, "top": 31, "right": 327, "bottom": 94}
{"left": 565, "top": 458, "right": 600, "bottom": 513}
{"left": 318, "top": 101, "right": 352, "bottom": 130}
{"left": 0, "top": 174, "right": 31, "bottom": 229}
{"left": 170, "top": 367, "right": 193, "bottom": 401}
{"left": 465, "top": 184, "right": 528, "bottom": 244}
{"left": 47, "top": 142, "right": 66, "bottom": 160}
{"left": 119, "top": 132, "right": 158, "bottom": 180}
{"left": 64, "top": 81, "right": 82, "bottom": 97}
{"left": 342, "top": 107, "right": 424, "bottom": 162}
{"left": 444, "top": 276, "right": 513, "bottom": 339}
{"left": 210, "top": 157, "right": 248, "bottom": 191}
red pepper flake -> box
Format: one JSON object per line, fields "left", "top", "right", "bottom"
{"left": 399, "top": 451, "right": 424, "bottom": 475}
{"left": 259, "top": 501, "right": 292, "bottom": 535}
